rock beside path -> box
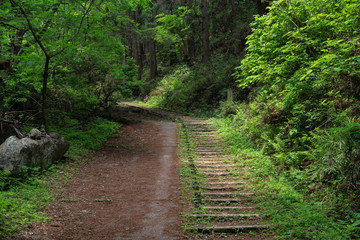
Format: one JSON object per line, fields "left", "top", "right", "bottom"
{"left": 0, "top": 131, "right": 69, "bottom": 175}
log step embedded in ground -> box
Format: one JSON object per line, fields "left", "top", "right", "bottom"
{"left": 181, "top": 117, "right": 270, "bottom": 237}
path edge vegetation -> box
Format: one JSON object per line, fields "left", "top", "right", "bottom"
{"left": 211, "top": 115, "right": 359, "bottom": 239}
{"left": 177, "top": 119, "right": 211, "bottom": 238}
{"left": 0, "top": 117, "right": 120, "bottom": 239}
{"left": 176, "top": 110, "right": 359, "bottom": 239}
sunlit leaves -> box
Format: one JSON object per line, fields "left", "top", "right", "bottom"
{"left": 153, "top": 6, "right": 191, "bottom": 60}
{"left": 232, "top": 0, "right": 360, "bottom": 184}
{"left": 0, "top": 0, "right": 145, "bottom": 120}
{"left": 236, "top": 0, "right": 360, "bottom": 91}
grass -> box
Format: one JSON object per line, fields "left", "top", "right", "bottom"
{"left": 211, "top": 116, "right": 359, "bottom": 239}
{"left": 50, "top": 116, "right": 121, "bottom": 160}
{"left": 177, "top": 122, "right": 207, "bottom": 236}
{"left": 0, "top": 116, "right": 120, "bottom": 239}
{"left": 0, "top": 179, "right": 52, "bottom": 239}
{"left": 94, "top": 199, "right": 113, "bottom": 202}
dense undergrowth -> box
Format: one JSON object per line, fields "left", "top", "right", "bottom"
{"left": 145, "top": 54, "right": 241, "bottom": 115}
{"left": 146, "top": 0, "right": 360, "bottom": 238}
{"left": 234, "top": 0, "right": 360, "bottom": 190}
{"left": 0, "top": 116, "right": 120, "bottom": 239}
{"left": 212, "top": 115, "right": 359, "bottom": 239}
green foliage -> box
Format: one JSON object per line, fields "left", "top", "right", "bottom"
{"left": 50, "top": 116, "right": 120, "bottom": 159}
{"left": 155, "top": 6, "right": 192, "bottom": 62}
{"left": 232, "top": 0, "right": 360, "bottom": 189}
{"left": 0, "top": 0, "right": 142, "bottom": 124}
{"left": 146, "top": 55, "right": 240, "bottom": 114}
{"left": 146, "top": 65, "right": 191, "bottom": 112}
{"left": 212, "top": 117, "right": 358, "bottom": 239}
{"left": 0, "top": 175, "right": 52, "bottom": 239}
{"left": 217, "top": 100, "right": 238, "bottom": 117}
{"left": 307, "top": 122, "right": 360, "bottom": 185}
{"left": 211, "top": 1, "right": 360, "bottom": 238}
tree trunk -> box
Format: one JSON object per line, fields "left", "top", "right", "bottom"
{"left": 183, "top": 38, "right": 190, "bottom": 64}
{"left": 182, "top": 0, "right": 194, "bottom": 64}
{"left": 230, "top": 0, "right": 240, "bottom": 54}
{"left": 133, "top": 7, "right": 144, "bottom": 80}
{"left": 149, "top": 38, "right": 157, "bottom": 79}
{"left": 201, "top": 0, "right": 210, "bottom": 64}
{"left": 12, "top": 0, "right": 51, "bottom": 132}
{"left": 42, "top": 56, "right": 50, "bottom": 133}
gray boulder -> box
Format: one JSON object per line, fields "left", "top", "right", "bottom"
{"left": 28, "top": 128, "right": 44, "bottom": 139}
{"left": 0, "top": 132, "right": 69, "bottom": 175}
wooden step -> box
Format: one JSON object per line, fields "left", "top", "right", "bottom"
{"left": 183, "top": 122, "right": 211, "bottom": 126}
{"left": 192, "top": 131, "right": 217, "bottom": 134}
{"left": 195, "top": 159, "right": 231, "bottom": 163}
{"left": 203, "top": 172, "right": 231, "bottom": 176}
{"left": 194, "top": 141, "right": 222, "bottom": 144}
{"left": 202, "top": 198, "right": 253, "bottom": 203}
{"left": 190, "top": 213, "right": 261, "bottom": 219}
{"left": 195, "top": 162, "right": 229, "bottom": 165}
{"left": 203, "top": 186, "right": 243, "bottom": 191}
{"left": 190, "top": 129, "right": 217, "bottom": 132}
{"left": 195, "top": 145, "right": 221, "bottom": 147}
{"left": 197, "top": 164, "right": 233, "bottom": 168}
{"left": 195, "top": 224, "right": 269, "bottom": 233}
{"left": 196, "top": 152, "right": 227, "bottom": 155}
{"left": 207, "top": 182, "right": 246, "bottom": 185}
{"left": 201, "top": 192, "right": 254, "bottom": 197}
{"left": 206, "top": 176, "right": 249, "bottom": 182}
{"left": 199, "top": 168, "right": 229, "bottom": 172}
{"left": 197, "top": 157, "right": 231, "bottom": 160}
{"left": 203, "top": 206, "right": 255, "bottom": 211}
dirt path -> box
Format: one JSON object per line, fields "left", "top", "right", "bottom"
{"left": 18, "top": 109, "right": 183, "bottom": 240}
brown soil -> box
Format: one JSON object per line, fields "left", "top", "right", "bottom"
{"left": 16, "top": 107, "right": 183, "bottom": 240}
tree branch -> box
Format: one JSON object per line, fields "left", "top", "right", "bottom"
{"left": 9, "top": 0, "right": 49, "bottom": 58}
{"left": 0, "top": 118, "right": 35, "bottom": 127}
{"left": 0, "top": 22, "right": 21, "bottom": 31}
{"left": 77, "top": 0, "right": 96, "bottom": 34}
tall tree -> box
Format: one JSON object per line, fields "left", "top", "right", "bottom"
{"left": 132, "top": 7, "right": 144, "bottom": 80}
{"left": 148, "top": 37, "right": 158, "bottom": 78}
{"left": 201, "top": 0, "right": 210, "bottom": 64}
{"left": 8, "top": 0, "right": 95, "bottom": 132}
{"left": 146, "top": 1, "right": 159, "bottom": 79}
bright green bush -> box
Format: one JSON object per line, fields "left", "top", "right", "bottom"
{"left": 233, "top": 0, "right": 360, "bottom": 186}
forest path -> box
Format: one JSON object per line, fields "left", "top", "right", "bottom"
{"left": 17, "top": 103, "right": 183, "bottom": 240}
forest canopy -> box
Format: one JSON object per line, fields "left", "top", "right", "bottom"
{"left": 0, "top": 0, "right": 149, "bottom": 131}
{"left": 0, "top": 0, "right": 265, "bottom": 130}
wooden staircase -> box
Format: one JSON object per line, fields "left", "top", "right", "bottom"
{"left": 180, "top": 117, "right": 271, "bottom": 238}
